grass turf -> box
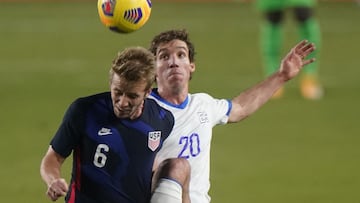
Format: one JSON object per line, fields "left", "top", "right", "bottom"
{"left": 0, "top": 1, "right": 359, "bottom": 202}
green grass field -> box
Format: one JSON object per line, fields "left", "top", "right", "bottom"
{"left": 0, "top": 1, "right": 359, "bottom": 202}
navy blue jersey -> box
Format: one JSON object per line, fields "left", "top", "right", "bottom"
{"left": 50, "top": 92, "right": 174, "bottom": 203}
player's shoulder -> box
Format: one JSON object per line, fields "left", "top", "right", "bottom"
{"left": 144, "top": 98, "right": 174, "bottom": 118}
{"left": 188, "top": 92, "right": 221, "bottom": 106}
{"left": 190, "top": 93, "right": 231, "bottom": 111}
{"left": 142, "top": 98, "right": 175, "bottom": 131}
{"left": 190, "top": 92, "right": 215, "bottom": 100}
{"left": 73, "top": 92, "right": 110, "bottom": 105}
{"left": 68, "top": 92, "right": 111, "bottom": 113}
{"left": 75, "top": 92, "right": 109, "bottom": 102}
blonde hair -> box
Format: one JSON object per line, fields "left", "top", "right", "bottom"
{"left": 110, "top": 46, "right": 156, "bottom": 90}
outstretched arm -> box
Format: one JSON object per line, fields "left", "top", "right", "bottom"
{"left": 40, "top": 146, "right": 68, "bottom": 201}
{"left": 228, "top": 40, "right": 316, "bottom": 123}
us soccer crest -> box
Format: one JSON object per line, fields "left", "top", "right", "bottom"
{"left": 148, "top": 131, "right": 161, "bottom": 151}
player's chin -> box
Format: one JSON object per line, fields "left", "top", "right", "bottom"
{"left": 114, "top": 109, "right": 132, "bottom": 119}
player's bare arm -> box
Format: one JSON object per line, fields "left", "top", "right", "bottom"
{"left": 228, "top": 40, "right": 316, "bottom": 123}
{"left": 40, "top": 146, "right": 68, "bottom": 201}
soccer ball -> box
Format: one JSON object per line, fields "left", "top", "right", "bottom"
{"left": 97, "top": 0, "right": 152, "bottom": 33}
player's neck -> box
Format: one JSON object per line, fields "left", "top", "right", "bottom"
{"left": 157, "top": 86, "right": 188, "bottom": 105}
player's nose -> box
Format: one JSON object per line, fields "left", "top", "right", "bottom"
{"left": 168, "top": 55, "right": 179, "bottom": 68}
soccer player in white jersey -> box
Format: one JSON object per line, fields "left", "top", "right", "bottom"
{"left": 148, "top": 29, "right": 316, "bottom": 202}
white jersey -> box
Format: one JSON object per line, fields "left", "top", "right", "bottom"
{"left": 149, "top": 89, "right": 231, "bottom": 203}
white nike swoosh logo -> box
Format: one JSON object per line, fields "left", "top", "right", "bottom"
{"left": 98, "top": 128, "right": 113, "bottom": 136}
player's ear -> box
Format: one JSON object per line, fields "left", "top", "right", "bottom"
{"left": 189, "top": 62, "right": 196, "bottom": 73}
{"left": 145, "top": 88, "right": 151, "bottom": 97}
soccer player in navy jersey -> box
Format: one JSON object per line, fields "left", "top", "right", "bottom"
{"left": 40, "top": 47, "right": 189, "bottom": 203}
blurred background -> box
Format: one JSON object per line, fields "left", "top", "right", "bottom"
{"left": 0, "top": 0, "right": 359, "bottom": 202}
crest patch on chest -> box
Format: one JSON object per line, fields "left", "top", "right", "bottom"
{"left": 198, "top": 111, "right": 209, "bottom": 124}
{"left": 148, "top": 131, "right": 161, "bottom": 151}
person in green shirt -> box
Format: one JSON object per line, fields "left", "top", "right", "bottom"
{"left": 256, "top": 0, "right": 323, "bottom": 100}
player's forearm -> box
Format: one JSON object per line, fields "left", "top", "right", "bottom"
{"left": 229, "top": 71, "right": 286, "bottom": 122}
{"left": 40, "top": 158, "right": 62, "bottom": 186}
{"left": 40, "top": 147, "right": 65, "bottom": 187}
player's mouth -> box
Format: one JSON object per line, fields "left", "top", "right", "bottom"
{"left": 168, "top": 70, "right": 183, "bottom": 77}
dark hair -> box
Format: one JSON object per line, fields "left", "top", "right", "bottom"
{"left": 149, "top": 29, "right": 196, "bottom": 62}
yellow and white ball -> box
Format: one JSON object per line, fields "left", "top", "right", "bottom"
{"left": 97, "top": 0, "right": 152, "bottom": 33}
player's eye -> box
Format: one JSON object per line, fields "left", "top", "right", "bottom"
{"left": 114, "top": 89, "right": 122, "bottom": 95}
{"left": 127, "top": 93, "right": 139, "bottom": 100}
{"left": 178, "top": 52, "right": 187, "bottom": 58}
{"left": 159, "top": 54, "right": 169, "bottom": 60}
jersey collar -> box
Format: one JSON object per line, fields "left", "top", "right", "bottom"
{"left": 150, "top": 88, "right": 189, "bottom": 109}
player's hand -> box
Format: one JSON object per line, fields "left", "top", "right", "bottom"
{"left": 46, "top": 178, "right": 68, "bottom": 201}
{"left": 279, "top": 40, "right": 316, "bottom": 81}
